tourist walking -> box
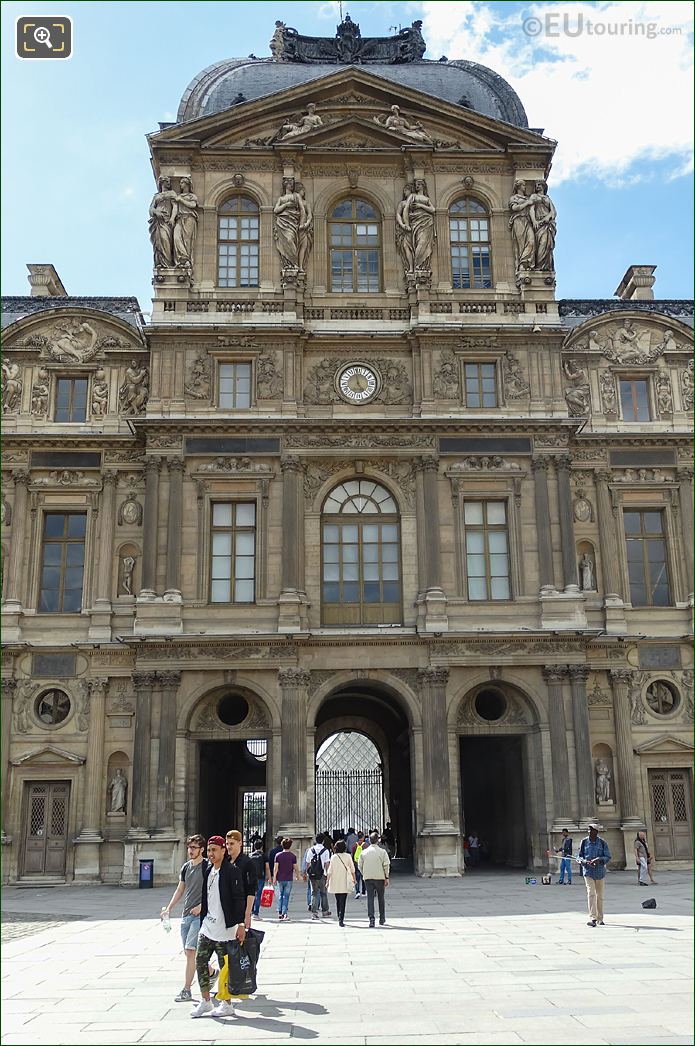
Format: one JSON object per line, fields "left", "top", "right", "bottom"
{"left": 225, "top": 830, "right": 258, "bottom": 931}
{"left": 555, "top": 828, "right": 573, "bottom": 884}
{"left": 351, "top": 831, "right": 367, "bottom": 898}
{"left": 304, "top": 834, "right": 331, "bottom": 919}
{"left": 160, "top": 834, "right": 214, "bottom": 1003}
{"left": 191, "top": 836, "right": 246, "bottom": 1019}
{"left": 359, "top": 830, "right": 390, "bottom": 927}
{"left": 273, "top": 837, "right": 300, "bottom": 920}
{"left": 249, "top": 839, "right": 271, "bottom": 918}
{"left": 634, "top": 832, "right": 650, "bottom": 886}
{"left": 640, "top": 831, "right": 658, "bottom": 883}
{"left": 467, "top": 831, "right": 481, "bottom": 867}
{"left": 345, "top": 827, "right": 358, "bottom": 853}
{"left": 326, "top": 839, "right": 356, "bottom": 927}
{"left": 268, "top": 834, "right": 284, "bottom": 877}
{"left": 577, "top": 821, "right": 611, "bottom": 927}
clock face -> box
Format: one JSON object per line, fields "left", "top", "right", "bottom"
{"left": 337, "top": 364, "right": 379, "bottom": 403}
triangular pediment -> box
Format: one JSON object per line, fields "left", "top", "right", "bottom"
{"left": 150, "top": 66, "right": 551, "bottom": 162}
{"left": 634, "top": 734, "right": 694, "bottom": 755}
{"left": 11, "top": 745, "right": 86, "bottom": 766}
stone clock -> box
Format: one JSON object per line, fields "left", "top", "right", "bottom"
{"left": 336, "top": 362, "right": 380, "bottom": 403}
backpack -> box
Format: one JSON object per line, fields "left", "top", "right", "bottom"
{"left": 250, "top": 852, "right": 265, "bottom": 880}
{"left": 308, "top": 846, "right": 326, "bottom": 880}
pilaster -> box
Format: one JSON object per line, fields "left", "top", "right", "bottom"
{"left": 1, "top": 470, "right": 29, "bottom": 641}
{"left": 542, "top": 667, "right": 573, "bottom": 828}
{"left": 415, "top": 458, "right": 448, "bottom": 632}
{"left": 277, "top": 668, "right": 311, "bottom": 841}
{"left": 89, "top": 471, "right": 118, "bottom": 641}
{"left": 74, "top": 678, "right": 109, "bottom": 881}
{"left": 567, "top": 666, "right": 595, "bottom": 824}
{"left": 595, "top": 470, "right": 627, "bottom": 633}
{"left": 277, "top": 457, "right": 308, "bottom": 632}
{"left": 416, "top": 667, "right": 459, "bottom": 875}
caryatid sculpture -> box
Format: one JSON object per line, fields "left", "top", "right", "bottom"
{"left": 396, "top": 180, "right": 436, "bottom": 277}
{"left": 531, "top": 180, "right": 557, "bottom": 271}
{"left": 273, "top": 177, "right": 310, "bottom": 272}
{"left": 508, "top": 179, "right": 536, "bottom": 271}
{"left": 172, "top": 177, "right": 199, "bottom": 272}
{"left": 148, "top": 175, "right": 176, "bottom": 268}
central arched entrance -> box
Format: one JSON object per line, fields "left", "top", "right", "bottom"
{"left": 314, "top": 684, "right": 413, "bottom": 859}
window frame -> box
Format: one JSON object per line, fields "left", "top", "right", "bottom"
{"left": 623, "top": 507, "right": 672, "bottom": 607}
{"left": 37, "top": 511, "right": 87, "bottom": 614}
{"left": 54, "top": 376, "right": 89, "bottom": 423}
{"left": 463, "top": 361, "right": 498, "bottom": 409}
{"left": 448, "top": 196, "right": 493, "bottom": 290}
{"left": 217, "top": 361, "right": 253, "bottom": 410}
{"left": 208, "top": 500, "right": 257, "bottom": 605}
{"left": 618, "top": 375, "right": 652, "bottom": 422}
{"left": 217, "top": 194, "right": 260, "bottom": 289}
{"left": 328, "top": 197, "right": 382, "bottom": 294}
{"left": 462, "top": 498, "right": 513, "bottom": 602}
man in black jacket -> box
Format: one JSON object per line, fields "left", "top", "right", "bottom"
{"left": 191, "top": 836, "right": 246, "bottom": 1019}
{"left": 225, "top": 829, "right": 258, "bottom": 931}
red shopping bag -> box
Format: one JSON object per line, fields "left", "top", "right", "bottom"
{"left": 260, "top": 885, "right": 274, "bottom": 908}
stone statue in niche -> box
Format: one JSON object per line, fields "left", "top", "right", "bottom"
{"left": 655, "top": 370, "right": 673, "bottom": 414}
{"left": 119, "top": 360, "right": 149, "bottom": 416}
{"left": 108, "top": 767, "right": 128, "bottom": 813}
{"left": 297, "top": 183, "right": 314, "bottom": 271}
{"left": 31, "top": 368, "right": 50, "bottom": 416}
{"left": 122, "top": 555, "right": 136, "bottom": 595}
{"left": 599, "top": 371, "right": 618, "bottom": 414}
{"left": 91, "top": 368, "right": 109, "bottom": 417}
{"left": 173, "top": 177, "right": 199, "bottom": 273}
{"left": 563, "top": 360, "right": 591, "bottom": 415}
{"left": 273, "top": 176, "right": 308, "bottom": 271}
{"left": 579, "top": 553, "right": 595, "bottom": 591}
{"left": 1, "top": 359, "right": 22, "bottom": 413}
{"left": 398, "top": 180, "right": 436, "bottom": 276}
{"left": 530, "top": 180, "right": 557, "bottom": 270}
{"left": 374, "top": 105, "right": 433, "bottom": 143}
{"left": 682, "top": 359, "right": 694, "bottom": 411}
{"left": 276, "top": 103, "right": 323, "bottom": 141}
{"left": 595, "top": 760, "right": 613, "bottom": 803}
{"left": 508, "top": 180, "right": 536, "bottom": 271}
{"left": 148, "top": 174, "right": 176, "bottom": 268}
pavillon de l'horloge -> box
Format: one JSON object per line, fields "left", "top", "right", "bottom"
{"left": 1, "top": 17, "right": 693, "bottom": 884}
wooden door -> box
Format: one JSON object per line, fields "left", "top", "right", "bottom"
{"left": 22, "top": 781, "right": 70, "bottom": 877}
{"left": 649, "top": 769, "right": 693, "bottom": 860}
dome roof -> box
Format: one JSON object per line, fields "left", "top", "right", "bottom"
{"left": 177, "top": 57, "right": 529, "bottom": 129}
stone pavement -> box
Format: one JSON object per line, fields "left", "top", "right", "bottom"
{"left": 1, "top": 870, "right": 692, "bottom": 1046}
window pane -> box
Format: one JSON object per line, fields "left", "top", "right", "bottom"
{"left": 381, "top": 544, "right": 398, "bottom": 562}
{"left": 39, "top": 590, "right": 59, "bottom": 612}
{"left": 42, "top": 544, "right": 62, "bottom": 565}
{"left": 67, "top": 514, "right": 87, "bottom": 537}
{"left": 362, "top": 544, "right": 379, "bottom": 562}
{"left": 643, "top": 512, "right": 663, "bottom": 534}
{"left": 464, "top": 503, "right": 483, "bottom": 525}
{"left": 489, "top": 554, "right": 509, "bottom": 577}
{"left": 468, "top": 577, "right": 487, "bottom": 600}
{"left": 235, "top": 557, "right": 255, "bottom": 579}
{"left": 382, "top": 582, "right": 400, "bottom": 602}
{"left": 235, "top": 503, "right": 255, "bottom": 527}
{"left": 382, "top": 563, "right": 399, "bottom": 581}
{"left": 234, "top": 580, "right": 254, "bottom": 602}
{"left": 343, "top": 563, "right": 359, "bottom": 581}
{"left": 212, "top": 533, "right": 232, "bottom": 556}
{"left": 342, "top": 582, "right": 359, "bottom": 602}
{"left": 323, "top": 525, "right": 339, "bottom": 543}
{"left": 342, "top": 545, "right": 358, "bottom": 563}
{"left": 323, "top": 582, "right": 340, "bottom": 601}
{"left": 211, "top": 556, "right": 232, "bottom": 579}
{"left": 363, "top": 563, "right": 380, "bottom": 581}
{"left": 490, "top": 577, "right": 510, "bottom": 600}
{"left": 363, "top": 582, "right": 381, "bottom": 602}
{"left": 62, "top": 589, "right": 82, "bottom": 613}
{"left": 486, "top": 503, "right": 506, "bottom": 525}
{"left": 236, "top": 532, "right": 254, "bottom": 556}
{"left": 342, "top": 525, "right": 358, "bottom": 543}
{"left": 381, "top": 524, "right": 398, "bottom": 542}
{"left": 65, "top": 544, "right": 84, "bottom": 566}
{"left": 488, "top": 532, "right": 508, "bottom": 554}
{"left": 623, "top": 512, "right": 642, "bottom": 534}
{"left": 466, "top": 532, "right": 484, "bottom": 554}
{"left": 44, "top": 514, "right": 65, "bottom": 537}
{"left": 323, "top": 563, "right": 340, "bottom": 581}
{"left": 467, "top": 554, "right": 486, "bottom": 577}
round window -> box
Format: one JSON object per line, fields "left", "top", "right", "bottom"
{"left": 246, "top": 739, "right": 268, "bottom": 762}
{"left": 474, "top": 689, "right": 506, "bottom": 722}
{"left": 645, "top": 680, "right": 679, "bottom": 716}
{"left": 217, "top": 693, "right": 249, "bottom": 726}
{"left": 35, "top": 689, "right": 71, "bottom": 726}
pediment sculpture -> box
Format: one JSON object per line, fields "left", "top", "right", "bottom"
{"left": 374, "top": 105, "right": 433, "bottom": 144}
{"left": 569, "top": 320, "right": 683, "bottom": 366}
{"left": 11, "top": 319, "right": 136, "bottom": 362}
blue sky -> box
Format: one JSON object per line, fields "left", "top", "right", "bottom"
{"left": 1, "top": 0, "right": 692, "bottom": 312}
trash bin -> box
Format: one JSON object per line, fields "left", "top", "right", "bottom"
{"left": 138, "top": 858, "right": 154, "bottom": 889}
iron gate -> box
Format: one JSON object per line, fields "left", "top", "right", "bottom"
{"left": 315, "top": 767, "right": 384, "bottom": 836}
{"left": 241, "top": 790, "right": 267, "bottom": 847}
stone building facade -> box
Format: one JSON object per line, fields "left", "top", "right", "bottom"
{"left": 2, "top": 19, "right": 693, "bottom": 883}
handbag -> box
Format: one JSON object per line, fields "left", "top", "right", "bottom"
{"left": 260, "top": 884, "right": 274, "bottom": 908}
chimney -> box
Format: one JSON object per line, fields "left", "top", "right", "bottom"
{"left": 26, "top": 263, "right": 68, "bottom": 298}
{"left": 614, "top": 264, "right": 656, "bottom": 302}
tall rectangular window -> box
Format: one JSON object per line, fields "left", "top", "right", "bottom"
{"left": 624, "top": 510, "right": 671, "bottom": 606}
{"left": 464, "top": 363, "right": 497, "bottom": 407}
{"left": 619, "top": 378, "right": 651, "bottom": 421}
{"left": 38, "top": 512, "right": 86, "bottom": 613}
{"left": 219, "top": 363, "right": 251, "bottom": 408}
{"left": 210, "top": 502, "right": 256, "bottom": 603}
{"left": 464, "top": 501, "right": 510, "bottom": 600}
{"left": 55, "top": 378, "right": 88, "bottom": 422}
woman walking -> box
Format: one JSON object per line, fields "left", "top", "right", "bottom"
{"left": 326, "top": 840, "right": 356, "bottom": 927}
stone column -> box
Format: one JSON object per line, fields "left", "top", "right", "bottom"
{"left": 594, "top": 470, "right": 623, "bottom": 599}
{"left": 416, "top": 458, "right": 448, "bottom": 630}
{"left": 93, "top": 472, "right": 118, "bottom": 605}
{"left": 543, "top": 667, "right": 572, "bottom": 825}
{"left": 556, "top": 456, "right": 579, "bottom": 591}
{"left": 139, "top": 458, "right": 160, "bottom": 598}
{"left": 1, "top": 678, "right": 16, "bottom": 842}
{"left": 676, "top": 467, "right": 694, "bottom": 598}
{"left": 532, "top": 458, "right": 555, "bottom": 592}
{"left": 3, "top": 470, "right": 29, "bottom": 611}
{"left": 74, "top": 678, "right": 109, "bottom": 881}
{"left": 164, "top": 459, "right": 184, "bottom": 597}
{"left": 156, "top": 671, "right": 181, "bottom": 829}
{"left": 568, "top": 666, "right": 595, "bottom": 823}
{"left": 278, "top": 457, "right": 305, "bottom": 632}
{"left": 608, "top": 670, "right": 642, "bottom": 827}
{"left": 278, "top": 668, "right": 310, "bottom": 836}
{"left": 130, "top": 671, "right": 156, "bottom": 832}
{"left": 418, "top": 667, "right": 453, "bottom": 826}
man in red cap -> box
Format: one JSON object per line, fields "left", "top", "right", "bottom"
{"left": 191, "top": 836, "right": 246, "bottom": 1018}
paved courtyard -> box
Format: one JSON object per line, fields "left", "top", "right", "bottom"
{"left": 1, "top": 870, "right": 692, "bottom": 1046}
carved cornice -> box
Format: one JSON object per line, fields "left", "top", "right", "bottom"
{"left": 278, "top": 668, "right": 311, "bottom": 688}
{"left": 418, "top": 666, "right": 449, "bottom": 687}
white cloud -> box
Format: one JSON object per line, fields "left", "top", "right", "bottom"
{"left": 419, "top": 1, "right": 694, "bottom": 185}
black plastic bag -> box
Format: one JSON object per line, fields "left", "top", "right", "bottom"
{"left": 641, "top": 897, "right": 657, "bottom": 909}
{"left": 226, "top": 939, "right": 257, "bottom": 996}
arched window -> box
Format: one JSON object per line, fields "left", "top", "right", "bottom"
{"left": 449, "top": 197, "right": 492, "bottom": 289}
{"left": 218, "top": 195, "right": 259, "bottom": 287}
{"left": 322, "top": 479, "right": 401, "bottom": 625}
{"left": 329, "top": 198, "right": 381, "bottom": 293}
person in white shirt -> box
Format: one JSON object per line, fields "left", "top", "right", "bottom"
{"left": 358, "top": 831, "right": 390, "bottom": 927}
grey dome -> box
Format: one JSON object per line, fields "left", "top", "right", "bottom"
{"left": 177, "top": 58, "right": 529, "bottom": 129}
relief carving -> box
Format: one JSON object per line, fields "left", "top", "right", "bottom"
{"left": 119, "top": 360, "right": 149, "bottom": 416}
{"left": 1, "top": 359, "right": 23, "bottom": 414}
{"left": 613, "top": 468, "right": 668, "bottom": 483}
{"left": 284, "top": 433, "right": 434, "bottom": 450}
{"left": 374, "top": 105, "right": 433, "bottom": 144}
{"left": 31, "top": 367, "right": 50, "bottom": 417}
{"left": 502, "top": 352, "right": 530, "bottom": 399}
{"left": 304, "top": 357, "right": 410, "bottom": 405}
{"left": 198, "top": 457, "right": 273, "bottom": 475}
{"left": 256, "top": 352, "right": 284, "bottom": 399}
{"left": 34, "top": 470, "right": 99, "bottom": 488}
{"left": 572, "top": 321, "right": 679, "bottom": 366}
{"left": 432, "top": 350, "right": 460, "bottom": 399}
{"left": 599, "top": 371, "right": 618, "bottom": 414}
{"left": 276, "top": 103, "right": 324, "bottom": 141}
{"left": 184, "top": 352, "right": 212, "bottom": 400}
{"left": 681, "top": 359, "right": 694, "bottom": 411}
{"left": 91, "top": 368, "right": 109, "bottom": 417}
{"left": 655, "top": 371, "right": 673, "bottom": 414}
{"left": 563, "top": 359, "right": 591, "bottom": 416}
{"left": 449, "top": 457, "right": 521, "bottom": 472}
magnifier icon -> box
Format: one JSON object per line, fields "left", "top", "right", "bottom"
{"left": 33, "top": 26, "right": 53, "bottom": 48}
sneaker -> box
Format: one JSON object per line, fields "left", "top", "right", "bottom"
{"left": 322, "top": 911, "right": 332, "bottom": 918}
{"left": 174, "top": 987, "right": 193, "bottom": 1002}
{"left": 379, "top": 920, "right": 386, "bottom": 926}
{"left": 311, "top": 912, "right": 319, "bottom": 920}
{"left": 208, "top": 967, "right": 220, "bottom": 990}
{"left": 191, "top": 999, "right": 213, "bottom": 1018}
{"left": 369, "top": 920, "right": 375, "bottom": 928}
{"left": 212, "top": 1000, "right": 236, "bottom": 1018}
{"left": 587, "top": 919, "right": 596, "bottom": 927}
{"left": 597, "top": 920, "right": 605, "bottom": 925}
